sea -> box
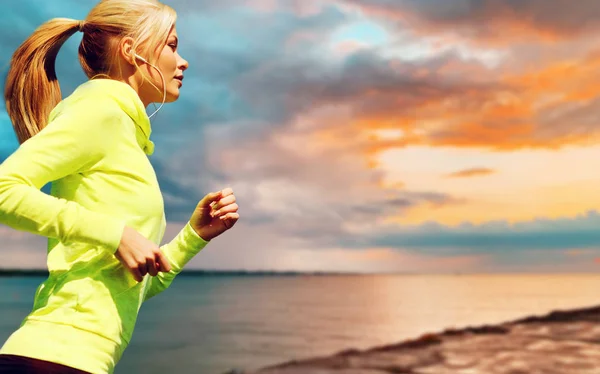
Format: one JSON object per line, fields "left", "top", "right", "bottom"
{"left": 1, "top": 273, "right": 599, "bottom": 374}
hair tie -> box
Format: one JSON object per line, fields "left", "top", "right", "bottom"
{"left": 77, "top": 20, "right": 85, "bottom": 32}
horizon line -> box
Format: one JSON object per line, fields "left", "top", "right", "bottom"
{"left": 0, "top": 268, "right": 599, "bottom": 276}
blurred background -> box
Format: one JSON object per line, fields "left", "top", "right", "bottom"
{"left": 1, "top": 1, "right": 600, "bottom": 373}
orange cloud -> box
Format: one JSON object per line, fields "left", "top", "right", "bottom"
{"left": 446, "top": 168, "right": 495, "bottom": 178}
{"left": 507, "top": 52, "right": 600, "bottom": 100}
{"left": 344, "top": 49, "right": 600, "bottom": 154}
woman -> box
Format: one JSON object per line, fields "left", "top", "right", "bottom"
{"left": 0, "top": 0, "right": 239, "bottom": 373}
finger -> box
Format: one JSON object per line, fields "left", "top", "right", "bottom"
{"left": 130, "top": 268, "right": 143, "bottom": 282}
{"left": 147, "top": 256, "right": 158, "bottom": 277}
{"left": 220, "top": 187, "right": 234, "bottom": 197}
{"left": 220, "top": 212, "right": 239, "bottom": 228}
{"left": 198, "top": 191, "right": 223, "bottom": 209}
{"left": 138, "top": 263, "right": 148, "bottom": 278}
{"left": 155, "top": 249, "right": 172, "bottom": 273}
{"left": 211, "top": 195, "right": 236, "bottom": 213}
{"left": 214, "top": 203, "right": 239, "bottom": 217}
{"left": 219, "top": 212, "right": 239, "bottom": 220}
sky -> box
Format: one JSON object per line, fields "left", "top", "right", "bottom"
{"left": 1, "top": 0, "right": 600, "bottom": 273}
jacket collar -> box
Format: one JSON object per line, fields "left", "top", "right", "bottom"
{"left": 78, "top": 79, "right": 155, "bottom": 155}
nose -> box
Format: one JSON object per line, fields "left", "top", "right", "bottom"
{"left": 178, "top": 54, "right": 189, "bottom": 72}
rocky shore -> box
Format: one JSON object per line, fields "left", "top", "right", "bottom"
{"left": 239, "top": 304, "right": 600, "bottom": 374}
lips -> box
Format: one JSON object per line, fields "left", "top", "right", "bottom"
{"left": 174, "top": 75, "right": 184, "bottom": 85}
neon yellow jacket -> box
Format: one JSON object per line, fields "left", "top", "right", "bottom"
{"left": 0, "top": 79, "right": 208, "bottom": 374}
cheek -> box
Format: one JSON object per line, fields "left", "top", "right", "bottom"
{"left": 159, "top": 52, "right": 177, "bottom": 73}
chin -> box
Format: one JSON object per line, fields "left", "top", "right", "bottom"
{"left": 165, "top": 92, "right": 180, "bottom": 103}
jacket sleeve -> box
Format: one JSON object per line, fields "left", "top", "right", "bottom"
{"left": 0, "top": 98, "right": 126, "bottom": 253}
{"left": 143, "top": 222, "right": 209, "bottom": 301}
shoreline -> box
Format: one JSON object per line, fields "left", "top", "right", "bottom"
{"left": 239, "top": 304, "right": 600, "bottom": 373}
{"left": 2, "top": 269, "right": 599, "bottom": 277}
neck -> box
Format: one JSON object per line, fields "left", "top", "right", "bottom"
{"left": 115, "top": 76, "right": 152, "bottom": 108}
{"left": 107, "top": 64, "right": 152, "bottom": 108}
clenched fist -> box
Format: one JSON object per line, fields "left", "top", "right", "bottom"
{"left": 190, "top": 187, "right": 239, "bottom": 241}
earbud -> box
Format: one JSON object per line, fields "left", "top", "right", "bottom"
{"left": 134, "top": 53, "right": 148, "bottom": 63}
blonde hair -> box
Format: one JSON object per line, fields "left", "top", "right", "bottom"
{"left": 4, "top": 0, "right": 176, "bottom": 144}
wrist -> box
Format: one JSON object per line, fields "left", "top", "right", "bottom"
{"left": 188, "top": 222, "right": 212, "bottom": 242}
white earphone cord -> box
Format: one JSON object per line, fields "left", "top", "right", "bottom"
{"left": 135, "top": 54, "right": 167, "bottom": 119}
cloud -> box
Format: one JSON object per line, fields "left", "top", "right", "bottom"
{"left": 342, "top": 0, "right": 600, "bottom": 43}
{"left": 169, "top": 209, "right": 600, "bottom": 273}
{"left": 188, "top": 103, "right": 467, "bottom": 245}
{"left": 221, "top": 23, "right": 599, "bottom": 154}
{"left": 446, "top": 168, "right": 495, "bottom": 178}
{"left": 352, "top": 210, "right": 600, "bottom": 254}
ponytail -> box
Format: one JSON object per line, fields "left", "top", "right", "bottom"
{"left": 4, "top": 18, "right": 81, "bottom": 144}
{"left": 5, "top": 0, "right": 177, "bottom": 145}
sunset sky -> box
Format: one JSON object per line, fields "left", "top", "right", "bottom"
{"left": 1, "top": 0, "right": 600, "bottom": 273}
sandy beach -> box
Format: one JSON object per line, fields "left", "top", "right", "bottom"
{"left": 242, "top": 305, "right": 600, "bottom": 374}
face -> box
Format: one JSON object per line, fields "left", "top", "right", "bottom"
{"left": 138, "top": 26, "right": 188, "bottom": 105}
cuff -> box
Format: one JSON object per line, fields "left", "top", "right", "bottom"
{"left": 182, "top": 221, "right": 210, "bottom": 248}
{"left": 161, "top": 222, "right": 210, "bottom": 273}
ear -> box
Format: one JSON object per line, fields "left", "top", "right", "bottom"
{"left": 118, "top": 37, "right": 136, "bottom": 65}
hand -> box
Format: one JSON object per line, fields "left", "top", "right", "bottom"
{"left": 190, "top": 187, "right": 239, "bottom": 241}
{"left": 115, "top": 226, "right": 172, "bottom": 282}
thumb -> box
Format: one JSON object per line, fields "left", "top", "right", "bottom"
{"left": 198, "top": 190, "right": 222, "bottom": 209}
{"left": 155, "top": 249, "right": 172, "bottom": 273}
